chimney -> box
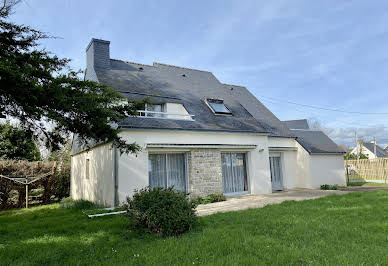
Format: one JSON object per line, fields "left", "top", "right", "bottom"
{"left": 86, "top": 38, "right": 110, "bottom": 70}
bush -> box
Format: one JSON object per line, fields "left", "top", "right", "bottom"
{"left": 126, "top": 187, "right": 197, "bottom": 237}
{"left": 191, "top": 193, "right": 226, "bottom": 206}
{"left": 320, "top": 184, "right": 338, "bottom": 190}
{"left": 60, "top": 198, "right": 101, "bottom": 210}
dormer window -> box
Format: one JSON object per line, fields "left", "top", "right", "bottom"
{"left": 146, "top": 103, "right": 165, "bottom": 117}
{"left": 206, "top": 98, "right": 232, "bottom": 115}
{"left": 137, "top": 103, "right": 194, "bottom": 120}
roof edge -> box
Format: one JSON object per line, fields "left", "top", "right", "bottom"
{"left": 152, "top": 62, "right": 211, "bottom": 73}
{"left": 118, "top": 127, "right": 270, "bottom": 135}
{"left": 110, "top": 58, "right": 153, "bottom": 67}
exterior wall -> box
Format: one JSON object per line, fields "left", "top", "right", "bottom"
{"left": 165, "top": 103, "right": 192, "bottom": 120}
{"left": 309, "top": 155, "right": 346, "bottom": 188}
{"left": 188, "top": 149, "right": 223, "bottom": 197}
{"left": 70, "top": 143, "right": 115, "bottom": 206}
{"left": 350, "top": 146, "right": 377, "bottom": 159}
{"left": 116, "top": 130, "right": 271, "bottom": 203}
{"left": 268, "top": 137, "right": 298, "bottom": 190}
{"left": 295, "top": 142, "right": 312, "bottom": 188}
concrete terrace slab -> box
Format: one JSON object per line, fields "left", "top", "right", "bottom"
{"left": 196, "top": 189, "right": 349, "bottom": 216}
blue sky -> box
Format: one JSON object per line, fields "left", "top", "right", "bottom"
{"left": 10, "top": 0, "right": 388, "bottom": 147}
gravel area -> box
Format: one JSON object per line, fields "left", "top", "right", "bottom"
{"left": 196, "top": 189, "right": 349, "bottom": 216}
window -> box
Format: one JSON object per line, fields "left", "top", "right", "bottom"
{"left": 146, "top": 103, "right": 165, "bottom": 117}
{"left": 148, "top": 153, "right": 186, "bottom": 192}
{"left": 85, "top": 159, "right": 90, "bottom": 179}
{"left": 221, "top": 153, "right": 248, "bottom": 193}
{"left": 206, "top": 98, "right": 231, "bottom": 114}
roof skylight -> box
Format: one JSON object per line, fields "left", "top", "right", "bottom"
{"left": 206, "top": 98, "right": 232, "bottom": 115}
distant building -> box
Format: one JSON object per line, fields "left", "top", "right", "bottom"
{"left": 350, "top": 140, "right": 388, "bottom": 159}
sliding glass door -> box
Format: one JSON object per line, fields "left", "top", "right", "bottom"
{"left": 222, "top": 153, "right": 248, "bottom": 194}
{"left": 148, "top": 153, "right": 186, "bottom": 192}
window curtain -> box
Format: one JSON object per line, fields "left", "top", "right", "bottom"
{"left": 222, "top": 153, "right": 247, "bottom": 193}
{"left": 270, "top": 157, "right": 282, "bottom": 184}
{"left": 148, "top": 153, "right": 186, "bottom": 192}
{"left": 167, "top": 154, "right": 186, "bottom": 192}
{"left": 149, "top": 154, "right": 166, "bottom": 188}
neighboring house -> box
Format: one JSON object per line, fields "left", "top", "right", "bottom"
{"left": 350, "top": 141, "right": 388, "bottom": 159}
{"left": 70, "top": 39, "right": 346, "bottom": 207}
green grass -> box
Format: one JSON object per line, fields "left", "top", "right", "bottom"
{"left": 1, "top": 191, "right": 388, "bottom": 265}
{"left": 348, "top": 181, "right": 388, "bottom": 186}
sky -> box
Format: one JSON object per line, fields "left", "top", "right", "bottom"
{"left": 9, "top": 0, "right": 388, "bottom": 148}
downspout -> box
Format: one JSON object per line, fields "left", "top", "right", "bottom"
{"left": 113, "top": 144, "right": 118, "bottom": 208}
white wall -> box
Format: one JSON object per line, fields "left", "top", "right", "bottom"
{"left": 350, "top": 146, "right": 377, "bottom": 159}
{"left": 117, "top": 130, "right": 271, "bottom": 203}
{"left": 309, "top": 155, "right": 346, "bottom": 188}
{"left": 165, "top": 103, "right": 192, "bottom": 120}
{"left": 268, "top": 137, "right": 298, "bottom": 189}
{"left": 71, "top": 143, "right": 115, "bottom": 206}
{"left": 296, "top": 142, "right": 312, "bottom": 188}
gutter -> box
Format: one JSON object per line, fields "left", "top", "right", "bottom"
{"left": 118, "top": 127, "right": 270, "bottom": 136}
{"left": 113, "top": 144, "right": 118, "bottom": 207}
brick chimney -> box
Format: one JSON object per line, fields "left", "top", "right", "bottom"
{"left": 86, "top": 38, "right": 110, "bottom": 70}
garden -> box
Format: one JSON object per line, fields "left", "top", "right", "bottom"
{"left": 1, "top": 190, "right": 388, "bottom": 265}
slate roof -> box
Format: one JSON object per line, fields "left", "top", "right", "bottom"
{"left": 290, "top": 130, "right": 346, "bottom": 154}
{"left": 93, "top": 59, "right": 293, "bottom": 137}
{"left": 362, "top": 142, "right": 388, "bottom": 158}
{"left": 283, "top": 119, "right": 310, "bottom": 130}
{"left": 282, "top": 119, "right": 345, "bottom": 154}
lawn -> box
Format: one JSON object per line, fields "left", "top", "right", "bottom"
{"left": 348, "top": 181, "right": 388, "bottom": 187}
{"left": 1, "top": 191, "right": 388, "bottom": 265}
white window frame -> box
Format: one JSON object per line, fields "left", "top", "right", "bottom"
{"left": 221, "top": 152, "right": 250, "bottom": 196}
{"left": 148, "top": 152, "right": 189, "bottom": 193}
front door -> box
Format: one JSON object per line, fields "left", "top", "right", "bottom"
{"left": 222, "top": 153, "right": 248, "bottom": 194}
{"left": 269, "top": 154, "right": 283, "bottom": 191}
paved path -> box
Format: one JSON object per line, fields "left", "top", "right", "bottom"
{"left": 196, "top": 189, "right": 348, "bottom": 216}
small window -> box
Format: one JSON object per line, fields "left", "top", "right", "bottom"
{"left": 206, "top": 98, "right": 231, "bottom": 114}
{"left": 146, "top": 103, "right": 165, "bottom": 117}
{"left": 85, "top": 159, "right": 90, "bottom": 179}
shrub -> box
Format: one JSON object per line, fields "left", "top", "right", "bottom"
{"left": 126, "top": 187, "right": 197, "bottom": 237}
{"left": 320, "top": 184, "right": 338, "bottom": 190}
{"left": 191, "top": 193, "right": 227, "bottom": 206}
{"left": 60, "top": 198, "right": 101, "bottom": 210}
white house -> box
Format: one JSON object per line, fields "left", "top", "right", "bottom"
{"left": 70, "top": 39, "right": 346, "bottom": 207}
{"left": 350, "top": 140, "right": 388, "bottom": 159}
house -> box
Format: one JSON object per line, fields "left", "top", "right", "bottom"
{"left": 70, "top": 39, "right": 346, "bottom": 207}
{"left": 350, "top": 140, "right": 388, "bottom": 159}
{"left": 282, "top": 119, "right": 346, "bottom": 187}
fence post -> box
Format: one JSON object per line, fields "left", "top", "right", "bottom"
{"left": 25, "top": 184, "right": 28, "bottom": 208}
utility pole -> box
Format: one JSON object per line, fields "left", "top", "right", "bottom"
{"left": 355, "top": 131, "right": 359, "bottom": 161}
{"left": 373, "top": 137, "right": 377, "bottom": 157}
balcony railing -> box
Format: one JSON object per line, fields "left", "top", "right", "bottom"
{"left": 136, "top": 110, "right": 195, "bottom": 120}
